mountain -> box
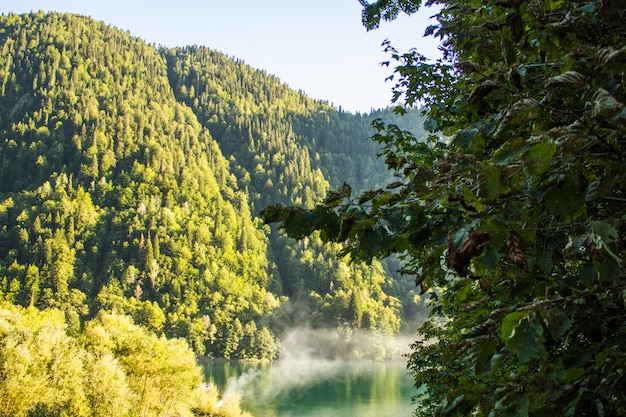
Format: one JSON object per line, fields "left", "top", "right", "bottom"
{"left": 0, "top": 11, "right": 426, "bottom": 358}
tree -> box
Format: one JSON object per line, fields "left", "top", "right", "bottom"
{"left": 83, "top": 313, "right": 202, "bottom": 417}
{"left": 263, "top": 0, "right": 626, "bottom": 415}
{"left": 0, "top": 307, "right": 89, "bottom": 417}
{"left": 83, "top": 352, "right": 132, "bottom": 417}
{"left": 0, "top": 308, "right": 47, "bottom": 417}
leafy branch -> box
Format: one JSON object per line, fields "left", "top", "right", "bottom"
{"left": 263, "top": 0, "right": 626, "bottom": 415}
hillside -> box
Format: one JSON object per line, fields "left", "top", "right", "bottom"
{"left": 0, "top": 11, "right": 426, "bottom": 358}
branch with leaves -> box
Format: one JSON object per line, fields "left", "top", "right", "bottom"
{"left": 263, "top": 0, "right": 626, "bottom": 415}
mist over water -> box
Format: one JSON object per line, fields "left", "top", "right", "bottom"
{"left": 210, "top": 327, "right": 417, "bottom": 417}
{"left": 278, "top": 326, "right": 415, "bottom": 360}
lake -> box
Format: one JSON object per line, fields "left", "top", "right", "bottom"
{"left": 201, "top": 359, "right": 416, "bottom": 417}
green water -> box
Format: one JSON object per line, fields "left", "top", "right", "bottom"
{"left": 201, "top": 359, "right": 416, "bottom": 417}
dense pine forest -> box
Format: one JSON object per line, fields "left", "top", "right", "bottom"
{"left": 0, "top": 7, "right": 428, "bottom": 388}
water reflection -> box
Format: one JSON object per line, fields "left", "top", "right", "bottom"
{"left": 201, "top": 359, "right": 415, "bottom": 417}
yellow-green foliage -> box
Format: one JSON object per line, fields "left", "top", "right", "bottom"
{"left": 0, "top": 304, "right": 252, "bottom": 417}
{"left": 193, "top": 385, "right": 252, "bottom": 417}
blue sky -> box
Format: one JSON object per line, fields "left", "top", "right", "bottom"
{"left": 2, "top": 0, "right": 440, "bottom": 113}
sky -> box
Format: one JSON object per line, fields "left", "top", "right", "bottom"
{"left": 2, "top": 1, "right": 440, "bottom": 113}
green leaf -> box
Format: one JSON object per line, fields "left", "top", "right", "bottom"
{"left": 371, "top": 191, "right": 393, "bottom": 211}
{"left": 490, "top": 352, "right": 506, "bottom": 374}
{"left": 545, "top": 175, "right": 586, "bottom": 221}
{"left": 260, "top": 204, "right": 290, "bottom": 223}
{"left": 535, "top": 255, "right": 554, "bottom": 274}
{"left": 482, "top": 244, "right": 503, "bottom": 270}
{"left": 338, "top": 182, "right": 352, "bottom": 198}
{"left": 443, "top": 395, "right": 465, "bottom": 416}
{"left": 564, "top": 390, "right": 586, "bottom": 417}
{"left": 585, "top": 179, "right": 600, "bottom": 202}
{"left": 493, "top": 391, "right": 529, "bottom": 417}
{"left": 424, "top": 116, "right": 439, "bottom": 133}
{"left": 591, "top": 221, "right": 619, "bottom": 245}
{"left": 283, "top": 209, "right": 320, "bottom": 239}
{"left": 454, "top": 127, "right": 478, "bottom": 151}
{"left": 552, "top": 367, "right": 585, "bottom": 384}
{"left": 501, "top": 311, "right": 528, "bottom": 340}
{"left": 358, "top": 189, "right": 383, "bottom": 204}
{"left": 352, "top": 218, "right": 376, "bottom": 236}
{"left": 578, "top": 3, "right": 597, "bottom": 12}
{"left": 593, "top": 256, "right": 621, "bottom": 283}
{"left": 313, "top": 206, "right": 341, "bottom": 242}
{"left": 591, "top": 220, "right": 622, "bottom": 266}
{"left": 454, "top": 278, "right": 472, "bottom": 302}
{"left": 324, "top": 191, "right": 344, "bottom": 206}
{"left": 473, "top": 336, "right": 498, "bottom": 373}
{"left": 502, "top": 312, "right": 547, "bottom": 363}
{"left": 541, "top": 308, "right": 571, "bottom": 340}
{"left": 592, "top": 88, "right": 622, "bottom": 119}
{"left": 523, "top": 141, "right": 556, "bottom": 177}
{"left": 596, "top": 348, "right": 611, "bottom": 367}
{"left": 492, "top": 138, "right": 529, "bottom": 165}
{"left": 547, "top": 71, "right": 586, "bottom": 87}
{"left": 501, "top": 38, "right": 516, "bottom": 66}
{"left": 358, "top": 227, "right": 385, "bottom": 263}
{"left": 478, "top": 161, "right": 502, "bottom": 200}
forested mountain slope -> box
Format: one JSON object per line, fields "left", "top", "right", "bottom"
{"left": 0, "top": 11, "right": 283, "bottom": 358}
{"left": 165, "top": 46, "right": 427, "bottom": 333}
{"left": 0, "top": 11, "right": 425, "bottom": 358}
{"left": 165, "top": 46, "right": 391, "bottom": 210}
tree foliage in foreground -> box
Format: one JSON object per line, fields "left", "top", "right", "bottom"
{"left": 263, "top": 0, "right": 626, "bottom": 415}
{"left": 0, "top": 304, "right": 258, "bottom": 417}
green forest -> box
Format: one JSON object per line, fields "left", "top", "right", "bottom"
{"left": 3, "top": 0, "right": 625, "bottom": 416}
{"left": 0, "top": 11, "right": 431, "bottom": 415}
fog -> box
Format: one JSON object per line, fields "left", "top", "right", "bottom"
{"left": 222, "top": 326, "right": 417, "bottom": 402}
{"left": 278, "top": 326, "right": 414, "bottom": 360}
